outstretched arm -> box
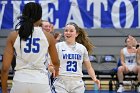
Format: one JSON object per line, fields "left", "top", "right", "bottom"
{"left": 83, "top": 61, "right": 100, "bottom": 89}
{"left": 45, "top": 31, "right": 60, "bottom": 77}
{"left": 120, "top": 49, "right": 129, "bottom": 72}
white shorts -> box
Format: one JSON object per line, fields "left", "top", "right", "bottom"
{"left": 10, "top": 81, "right": 52, "bottom": 93}
{"left": 126, "top": 64, "right": 137, "bottom": 71}
{"left": 53, "top": 76, "right": 85, "bottom": 93}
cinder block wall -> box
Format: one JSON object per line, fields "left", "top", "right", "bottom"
{"left": 0, "top": 29, "right": 140, "bottom": 62}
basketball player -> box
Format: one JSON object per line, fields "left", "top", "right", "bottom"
{"left": 117, "top": 36, "right": 140, "bottom": 92}
{"left": 41, "top": 20, "right": 62, "bottom": 42}
{"left": 41, "top": 20, "right": 62, "bottom": 77}
{"left": 42, "top": 20, "right": 53, "bottom": 33}
{"left": 1, "top": 2, "right": 60, "bottom": 93}
{"left": 53, "top": 22, "right": 100, "bottom": 93}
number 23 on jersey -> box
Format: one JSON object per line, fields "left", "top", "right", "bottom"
{"left": 66, "top": 61, "right": 77, "bottom": 72}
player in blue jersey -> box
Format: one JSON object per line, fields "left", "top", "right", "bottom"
{"left": 53, "top": 22, "right": 100, "bottom": 93}
{"left": 1, "top": 2, "right": 60, "bottom": 93}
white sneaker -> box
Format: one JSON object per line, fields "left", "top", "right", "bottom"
{"left": 137, "top": 86, "right": 140, "bottom": 93}
{"left": 117, "top": 85, "right": 125, "bottom": 93}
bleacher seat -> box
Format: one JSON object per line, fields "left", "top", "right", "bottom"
{"left": 89, "top": 55, "right": 99, "bottom": 73}
{"left": 82, "top": 54, "right": 117, "bottom": 77}
{"left": 0, "top": 54, "right": 2, "bottom": 62}
{"left": 97, "top": 55, "right": 117, "bottom": 75}
{"left": 97, "top": 55, "right": 117, "bottom": 91}
{"left": 0, "top": 54, "right": 3, "bottom": 70}
{"left": 82, "top": 55, "right": 99, "bottom": 75}
{"left": 82, "top": 54, "right": 99, "bottom": 81}
{"left": 89, "top": 55, "right": 98, "bottom": 62}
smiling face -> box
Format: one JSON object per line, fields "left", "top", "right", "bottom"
{"left": 125, "top": 38, "right": 133, "bottom": 48}
{"left": 64, "top": 24, "right": 78, "bottom": 44}
{"left": 42, "top": 21, "right": 51, "bottom": 32}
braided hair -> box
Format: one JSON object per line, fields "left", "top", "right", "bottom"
{"left": 15, "top": 2, "right": 42, "bottom": 40}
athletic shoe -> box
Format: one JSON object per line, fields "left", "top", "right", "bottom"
{"left": 117, "top": 85, "right": 125, "bottom": 93}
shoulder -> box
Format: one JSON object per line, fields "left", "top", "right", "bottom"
{"left": 121, "top": 47, "right": 126, "bottom": 54}
{"left": 7, "top": 31, "right": 18, "bottom": 44}
{"left": 56, "top": 41, "right": 64, "bottom": 46}
{"left": 8, "top": 31, "right": 18, "bottom": 37}
{"left": 43, "top": 30, "right": 56, "bottom": 44}
{"left": 121, "top": 47, "right": 126, "bottom": 51}
{"left": 76, "top": 42, "right": 86, "bottom": 49}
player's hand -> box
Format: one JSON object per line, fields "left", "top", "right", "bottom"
{"left": 48, "top": 65, "right": 55, "bottom": 77}
{"left": 94, "top": 79, "right": 100, "bottom": 89}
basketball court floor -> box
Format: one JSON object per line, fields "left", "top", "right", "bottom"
{"left": 0, "top": 80, "right": 138, "bottom": 93}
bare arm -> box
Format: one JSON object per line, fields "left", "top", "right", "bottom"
{"left": 120, "top": 49, "right": 126, "bottom": 66}
{"left": 120, "top": 48, "right": 129, "bottom": 72}
{"left": 83, "top": 61, "right": 100, "bottom": 88}
{"left": 44, "top": 31, "right": 60, "bottom": 76}
{"left": 1, "top": 32, "right": 15, "bottom": 93}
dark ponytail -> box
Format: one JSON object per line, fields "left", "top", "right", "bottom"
{"left": 15, "top": 2, "right": 42, "bottom": 40}
{"left": 17, "top": 16, "right": 34, "bottom": 40}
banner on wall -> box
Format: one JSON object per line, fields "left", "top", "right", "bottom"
{"left": 0, "top": 0, "right": 140, "bottom": 29}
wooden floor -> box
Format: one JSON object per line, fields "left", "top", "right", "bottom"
{"left": 0, "top": 79, "right": 138, "bottom": 93}
{"left": 84, "top": 80, "right": 138, "bottom": 93}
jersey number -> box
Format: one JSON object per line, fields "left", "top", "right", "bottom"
{"left": 128, "top": 59, "right": 133, "bottom": 63}
{"left": 24, "top": 38, "right": 40, "bottom": 53}
{"left": 66, "top": 61, "right": 77, "bottom": 72}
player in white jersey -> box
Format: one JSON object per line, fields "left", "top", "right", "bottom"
{"left": 41, "top": 20, "right": 62, "bottom": 85}
{"left": 53, "top": 22, "right": 100, "bottom": 93}
{"left": 1, "top": 2, "right": 60, "bottom": 93}
{"left": 117, "top": 35, "right": 140, "bottom": 93}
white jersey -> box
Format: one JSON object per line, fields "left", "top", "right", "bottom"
{"left": 56, "top": 41, "right": 89, "bottom": 77}
{"left": 13, "top": 27, "right": 50, "bottom": 84}
{"left": 123, "top": 47, "right": 137, "bottom": 66}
